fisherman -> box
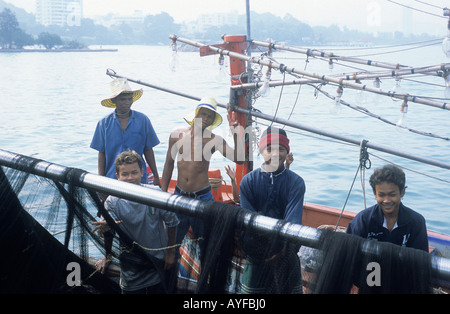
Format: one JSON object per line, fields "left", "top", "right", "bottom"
{"left": 238, "top": 127, "right": 306, "bottom": 294}
{"left": 160, "top": 97, "right": 244, "bottom": 288}
{"left": 90, "top": 78, "right": 160, "bottom": 187}
{"left": 224, "top": 152, "right": 294, "bottom": 204}
{"left": 92, "top": 150, "right": 179, "bottom": 294}
{"left": 346, "top": 164, "right": 429, "bottom": 252}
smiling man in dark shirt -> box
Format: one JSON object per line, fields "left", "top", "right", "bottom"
{"left": 346, "top": 164, "right": 429, "bottom": 252}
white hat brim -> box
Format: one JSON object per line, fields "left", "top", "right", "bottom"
{"left": 101, "top": 89, "right": 143, "bottom": 108}
{"left": 184, "top": 104, "right": 223, "bottom": 130}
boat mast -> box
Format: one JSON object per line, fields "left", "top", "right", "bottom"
{"left": 224, "top": 34, "right": 253, "bottom": 186}
{"left": 246, "top": 0, "right": 252, "bottom": 69}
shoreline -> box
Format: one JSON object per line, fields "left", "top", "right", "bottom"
{"left": 0, "top": 48, "right": 118, "bottom": 53}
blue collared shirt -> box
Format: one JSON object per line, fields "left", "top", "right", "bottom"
{"left": 90, "top": 110, "right": 160, "bottom": 183}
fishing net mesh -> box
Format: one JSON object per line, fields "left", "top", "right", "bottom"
{"left": 0, "top": 155, "right": 437, "bottom": 294}
{"left": 0, "top": 161, "right": 120, "bottom": 293}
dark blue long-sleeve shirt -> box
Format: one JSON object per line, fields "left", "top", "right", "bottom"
{"left": 239, "top": 165, "right": 305, "bottom": 225}
{"left": 346, "top": 203, "right": 429, "bottom": 252}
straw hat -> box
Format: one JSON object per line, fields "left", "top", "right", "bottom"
{"left": 101, "top": 78, "right": 143, "bottom": 108}
{"left": 184, "top": 97, "right": 223, "bottom": 130}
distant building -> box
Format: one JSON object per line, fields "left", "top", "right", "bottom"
{"left": 198, "top": 12, "right": 238, "bottom": 28}
{"left": 181, "top": 11, "right": 239, "bottom": 35}
{"left": 36, "top": 0, "right": 83, "bottom": 27}
{"left": 92, "top": 11, "right": 145, "bottom": 27}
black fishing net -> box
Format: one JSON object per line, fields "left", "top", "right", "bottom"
{"left": 0, "top": 160, "right": 120, "bottom": 294}
{"left": 0, "top": 153, "right": 438, "bottom": 294}
{"left": 303, "top": 229, "right": 433, "bottom": 294}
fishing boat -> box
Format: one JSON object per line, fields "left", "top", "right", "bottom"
{"left": 129, "top": 31, "right": 450, "bottom": 256}
{"left": 111, "top": 31, "right": 450, "bottom": 293}
{"left": 1, "top": 2, "right": 450, "bottom": 296}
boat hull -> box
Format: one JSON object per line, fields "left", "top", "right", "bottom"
{"left": 173, "top": 169, "right": 450, "bottom": 259}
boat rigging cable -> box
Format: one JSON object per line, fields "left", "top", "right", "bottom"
{"left": 252, "top": 39, "right": 441, "bottom": 73}
{"left": 387, "top": 0, "right": 448, "bottom": 19}
{"left": 245, "top": 40, "right": 450, "bottom": 107}
{"left": 0, "top": 149, "right": 449, "bottom": 291}
{"left": 170, "top": 35, "right": 450, "bottom": 114}
{"left": 106, "top": 68, "right": 450, "bottom": 172}
{"left": 308, "top": 83, "right": 450, "bottom": 141}
{"left": 245, "top": 49, "right": 449, "bottom": 141}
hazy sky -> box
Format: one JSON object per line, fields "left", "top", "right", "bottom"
{"left": 4, "top": 0, "right": 449, "bottom": 35}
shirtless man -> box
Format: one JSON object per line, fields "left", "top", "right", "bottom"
{"left": 161, "top": 97, "right": 244, "bottom": 275}
{"left": 161, "top": 97, "right": 244, "bottom": 198}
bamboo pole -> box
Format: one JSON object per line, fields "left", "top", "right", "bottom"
{"left": 170, "top": 35, "right": 450, "bottom": 111}
{"left": 251, "top": 39, "right": 446, "bottom": 78}
{"left": 106, "top": 69, "right": 450, "bottom": 171}
{"left": 234, "top": 106, "right": 450, "bottom": 170}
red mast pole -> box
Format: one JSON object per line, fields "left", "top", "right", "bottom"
{"left": 223, "top": 35, "right": 252, "bottom": 188}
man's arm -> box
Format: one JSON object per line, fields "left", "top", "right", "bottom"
{"left": 91, "top": 220, "right": 115, "bottom": 274}
{"left": 410, "top": 216, "right": 429, "bottom": 252}
{"left": 144, "top": 148, "right": 160, "bottom": 186}
{"left": 215, "top": 133, "right": 245, "bottom": 165}
{"left": 238, "top": 175, "right": 257, "bottom": 212}
{"left": 225, "top": 165, "right": 240, "bottom": 203}
{"left": 214, "top": 113, "right": 245, "bottom": 164}
{"left": 98, "top": 152, "right": 106, "bottom": 176}
{"left": 164, "top": 226, "right": 177, "bottom": 270}
{"left": 284, "top": 178, "right": 305, "bottom": 224}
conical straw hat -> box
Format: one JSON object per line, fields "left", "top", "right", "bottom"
{"left": 101, "top": 78, "right": 143, "bottom": 108}
{"left": 184, "top": 97, "right": 223, "bottom": 130}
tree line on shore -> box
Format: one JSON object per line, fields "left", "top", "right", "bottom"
{"left": 0, "top": 4, "right": 439, "bottom": 50}
{"left": 0, "top": 8, "right": 85, "bottom": 49}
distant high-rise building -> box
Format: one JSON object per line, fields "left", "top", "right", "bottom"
{"left": 36, "top": 0, "right": 83, "bottom": 26}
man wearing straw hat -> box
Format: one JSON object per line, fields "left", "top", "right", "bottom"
{"left": 91, "top": 78, "right": 160, "bottom": 187}
{"left": 161, "top": 97, "right": 244, "bottom": 289}
{"left": 161, "top": 96, "right": 244, "bottom": 200}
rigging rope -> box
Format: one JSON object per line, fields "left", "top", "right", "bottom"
{"left": 318, "top": 38, "right": 443, "bottom": 52}
{"left": 253, "top": 118, "right": 450, "bottom": 187}
{"left": 335, "top": 139, "right": 371, "bottom": 230}
{"left": 413, "top": 0, "right": 445, "bottom": 10}
{"left": 284, "top": 55, "right": 311, "bottom": 127}
{"left": 386, "top": 0, "right": 447, "bottom": 19}
{"left": 270, "top": 71, "right": 286, "bottom": 126}
{"left": 346, "top": 41, "right": 443, "bottom": 59}
{"left": 307, "top": 83, "right": 450, "bottom": 141}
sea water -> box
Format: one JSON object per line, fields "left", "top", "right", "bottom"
{"left": 0, "top": 44, "right": 449, "bottom": 235}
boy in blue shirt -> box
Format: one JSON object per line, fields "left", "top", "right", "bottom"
{"left": 346, "top": 164, "right": 429, "bottom": 252}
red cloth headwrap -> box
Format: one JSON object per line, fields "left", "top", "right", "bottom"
{"left": 259, "top": 133, "right": 290, "bottom": 153}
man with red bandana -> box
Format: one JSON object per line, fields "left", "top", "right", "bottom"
{"left": 239, "top": 127, "right": 306, "bottom": 294}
